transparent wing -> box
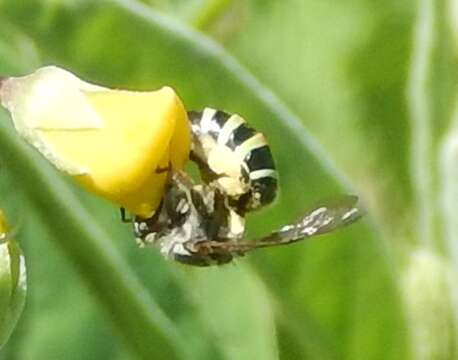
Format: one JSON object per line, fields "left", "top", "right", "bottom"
{"left": 251, "top": 195, "right": 362, "bottom": 248}
{"left": 193, "top": 195, "right": 363, "bottom": 256}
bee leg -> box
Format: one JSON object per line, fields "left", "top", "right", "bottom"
{"left": 120, "top": 207, "right": 132, "bottom": 223}
{"left": 133, "top": 203, "right": 165, "bottom": 245}
{"left": 188, "top": 186, "right": 226, "bottom": 241}
{"left": 155, "top": 163, "right": 172, "bottom": 174}
{"left": 206, "top": 189, "right": 228, "bottom": 240}
{"left": 172, "top": 168, "right": 196, "bottom": 188}
{"left": 190, "top": 151, "right": 218, "bottom": 183}
{"left": 161, "top": 169, "right": 196, "bottom": 227}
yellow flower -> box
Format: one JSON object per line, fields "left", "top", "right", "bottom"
{"left": 0, "top": 66, "right": 191, "bottom": 217}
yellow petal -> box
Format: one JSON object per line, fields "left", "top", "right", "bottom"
{"left": 0, "top": 67, "right": 191, "bottom": 217}
{"left": 70, "top": 87, "right": 190, "bottom": 217}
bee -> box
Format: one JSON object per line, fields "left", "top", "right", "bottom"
{"left": 188, "top": 108, "right": 277, "bottom": 214}
{"left": 133, "top": 169, "right": 361, "bottom": 266}
{"left": 127, "top": 108, "right": 362, "bottom": 267}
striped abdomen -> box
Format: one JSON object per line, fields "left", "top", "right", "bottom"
{"left": 188, "top": 108, "right": 278, "bottom": 213}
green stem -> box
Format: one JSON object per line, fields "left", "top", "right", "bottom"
{"left": 405, "top": 2, "right": 457, "bottom": 358}
{"left": 192, "top": 0, "right": 232, "bottom": 31}
{"left": 407, "top": 0, "right": 435, "bottom": 248}
{"left": 0, "top": 114, "right": 185, "bottom": 359}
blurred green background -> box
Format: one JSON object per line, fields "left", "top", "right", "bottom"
{"left": 0, "top": 0, "right": 457, "bottom": 359}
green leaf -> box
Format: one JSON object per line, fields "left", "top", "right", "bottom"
{"left": 176, "top": 265, "right": 278, "bottom": 360}
{"left": 0, "top": 1, "right": 409, "bottom": 359}
{"left": 203, "top": 0, "right": 458, "bottom": 358}
{"left": 0, "top": 113, "right": 185, "bottom": 359}
{"left": 0, "top": 235, "right": 26, "bottom": 349}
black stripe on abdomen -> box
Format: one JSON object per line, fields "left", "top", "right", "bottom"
{"left": 212, "top": 110, "right": 230, "bottom": 128}
{"left": 205, "top": 110, "right": 230, "bottom": 140}
{"left": 244, "top": 145, "right": 276, "bottom": 172}
{"left": 226, "top": 123, "right": 257, "bottom": 150}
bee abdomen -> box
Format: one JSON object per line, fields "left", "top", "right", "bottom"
{"left": 188, "top": 107, "right": 278, "bottom": 212}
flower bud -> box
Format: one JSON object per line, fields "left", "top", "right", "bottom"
{"left": 0, "top": 66, "right": 191, "bottom": 217}
{"left": 401, "top": 248, "right": 454, "bottom": 359}
{"left": 0, "top": 210, "right": 26, "bottom": 348}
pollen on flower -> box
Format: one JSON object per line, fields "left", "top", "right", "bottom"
{"left": 0, "top": 66, "right": 191, "bottom": 217}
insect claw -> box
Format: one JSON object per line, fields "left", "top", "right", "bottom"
{"left": 155, "top": 164, "right": 172, "bottom": 174}
{"left": 120, "top": 207, "right": 132, "bottom": 223}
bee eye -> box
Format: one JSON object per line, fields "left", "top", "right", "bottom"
{"left": 133, "top": 221, "right": 147, "bottom": 237}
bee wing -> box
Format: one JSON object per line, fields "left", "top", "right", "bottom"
{"left": 192, "top": 195, "right": 363, "bottom": 257}
{"left": 215, "top": 195, "right": 363, "bottom": 254}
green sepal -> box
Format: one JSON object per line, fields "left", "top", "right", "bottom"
{"left": 0, "top": 234, "right": 26, "bottom": 348}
